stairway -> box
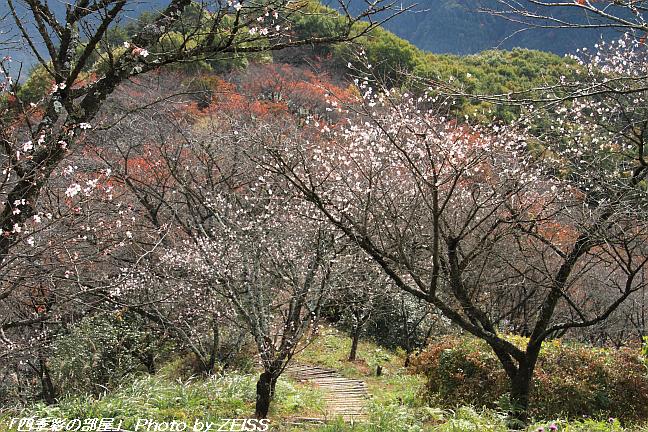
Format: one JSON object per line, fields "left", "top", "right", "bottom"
{"left": 286, "top": 363, "right": 370, "bottom": 422}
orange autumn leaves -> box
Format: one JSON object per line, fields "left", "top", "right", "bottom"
{"left": 186, "top": 64, "right": 357, "bottom": 120}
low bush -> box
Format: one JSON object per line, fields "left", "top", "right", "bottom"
{"left": 410, "top": 335, "right": 648, "bottom": 424}
{"left": 49, "top": 312, "right": 170, "bottom": 396}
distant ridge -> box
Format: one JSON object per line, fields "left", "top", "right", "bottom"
{"left": 338, "top": 0, "right": 608, "bottom": 55}
{"left": 1, "top": 0, "right": 611, "bottom": 72}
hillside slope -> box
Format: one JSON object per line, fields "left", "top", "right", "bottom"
{"left": 1, "top": 0, "right": 602, "bottom": 65}
{"left": 371, "top": 0, "right": 606, "bottom": 55}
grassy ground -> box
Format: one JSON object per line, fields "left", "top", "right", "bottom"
{"left": 1, "top": 327, "right": 647, "bottom": 432}
{"left": 291, "top": 328, "right": 647, "bottom": 432}
{"left": 0, "top": 371, "right": 325, "bottom": 431}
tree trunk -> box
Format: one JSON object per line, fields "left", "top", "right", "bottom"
{"left": 507, "top": 362, "right": 534, "bottom": 428}
{"left": 40, "top": 359, "right": 57, "bottom": 405}
{"left": 143, "top": 353, "right": 156, "bottom": 374}
{"left": 255, "top": 371, "right": 273, "bottom": 419}
{"left": 207, "top": 318, "right": 220, "bottom": 374}
{"left": 349, "top": 327, "right": 360, "bottom": 361}
{"left": 404, "top": 352, "right": 411, "bottom": 367}
{"left": 270, "top": 375, "right": 278, "bottom": 399}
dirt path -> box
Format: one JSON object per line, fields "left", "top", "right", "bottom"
{"left": 286, "top": 363, "right": 370, "bottom": 422}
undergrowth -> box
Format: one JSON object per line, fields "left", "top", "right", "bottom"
{"left": 2, "top": 327, "right": 647, "bottom": 432}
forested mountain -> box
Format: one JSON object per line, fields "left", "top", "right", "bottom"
{"left": 364, "top": 0, "right": 608, "bottom": 55}
{"left": 1, "top": 0, "right": 609, "bottom": 66}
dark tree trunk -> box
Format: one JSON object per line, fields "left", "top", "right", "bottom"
{"left": 143, "top": 353, "right": 156, "bottom": 374}
{"left": 207, "top": 319, "right": 220, "bottom": 374}
{"left": 40, "top": 359, "right": 57, "bottom": 405}
{"left": 349, "top": 327, "right": 360, "bottom": 361}
{"left": 489, "top": 343, "right": 539, "bottom": 428}
{"left": 255, "top": 371, "right": 273, "bottom": 419}
{"left": 507, "top": 360, "right": 535, "bottom": 428}
{"left": 270, "top": 375, "right": 278, "bottom": 399}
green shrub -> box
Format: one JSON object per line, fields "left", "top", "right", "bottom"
{"left": 411, "top": 335, "right": 648, "bottom": 424}
{"left": 17, "top": 64, "right": 53, "bottom": 104}
{"left": 49, "top": 312, "right": 169, "bottom": 396}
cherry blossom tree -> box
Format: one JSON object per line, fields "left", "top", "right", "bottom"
{"left": 0, "top": 0, "right": 399, "bottom": 402}
{"left": 262, "top": 72, "right": 648, "bottom": 421}
{"left": 0, "top": 0, "right": 393, "bottom": 311}
{"left": 0, "top": 72, "right": 196, "bottom": 402}
{"left": 162, "top": 197, "right": 337, "bottom": 419}
{"left": 0, "top": 0, "right": 395, "bottom": 259}
{"left": 478, "top": 1, "right": 648, "bottom": 106}
{"left": 490, "top": 0, "right": 648, "bottom": 34}
{"left": 157, "top": 153, "right": 337, "bottom": 419}
{"left": 90, "top": 92, "right": 341, "bottom": 418}
{"left": 0, "top": 166, "right": 142, "bottom": 403}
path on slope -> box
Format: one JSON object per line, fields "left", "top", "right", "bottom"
{"left": 286, "top": 363, "right": 370, "bottom": 422}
